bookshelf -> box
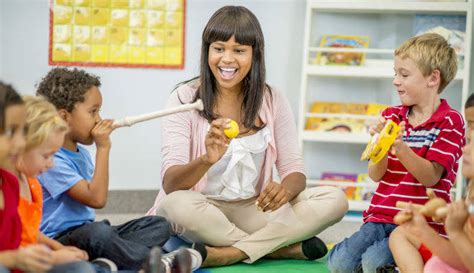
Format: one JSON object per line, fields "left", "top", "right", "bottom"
{"left": 298, "top": 0, "right": 473, "bottom": 214}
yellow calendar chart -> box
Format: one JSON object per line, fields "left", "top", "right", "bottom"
{"left": 49, "top": 0, "right": 185, "bottom": 68}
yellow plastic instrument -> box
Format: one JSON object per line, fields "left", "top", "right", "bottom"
{"left": 360, "top": 120, "right": 400, "bottom": 164}
{"left": 224, "top": 120, "right": 240, "bottom": 139}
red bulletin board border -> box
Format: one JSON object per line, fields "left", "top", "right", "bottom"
{"left": 48, "top": 0, "right": 186, "bottom": 69}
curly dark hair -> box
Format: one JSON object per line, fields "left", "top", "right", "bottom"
{"left": 0, "top": 81, "right": 23, "bottom": 131}
{"left": 36, "top": 68, "right": 101, "bottom": 112}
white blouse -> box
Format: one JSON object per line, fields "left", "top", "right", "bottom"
{"left": 202, "top": 126, "right": 272, "bottom": 201}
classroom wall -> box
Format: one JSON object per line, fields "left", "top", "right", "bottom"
{"left": 0, "top": 0, "right": 305, "bottom": 189}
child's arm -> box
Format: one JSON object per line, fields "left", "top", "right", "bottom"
{"left": 0, "top": 245, "right": 53, "bottom": 272}
{"left": 445, "top": 201, "right": 474, "bottom": 271}
{"left": 368, "top": 156, "right": 388, "bottom": 182}
{"left": 67, "top": 119, "right": 114, "bottom": 208}
{"left": 38, "top": 233, "right": 63, "bottom": 250}
{"left": 404, "top": 207, "right": 468, "bottom": 271}
{"left": 392, "top": 122, "right": 444, "bottom": 187}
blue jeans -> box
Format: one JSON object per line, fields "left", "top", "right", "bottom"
{"left": 55, "top": 216, "right": 171, "bottom": 270}
{"left": 0, "top": 265, "right": 8, "bottom": 273}
{"left": 327, "top": 222, "right": 397, "bottom": 273}
{"left": 0, "top": 262, "right": 96, "bottom": 273}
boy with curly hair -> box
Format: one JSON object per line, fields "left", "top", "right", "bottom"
{"left": 36, "top": 68, "right": 201, "bottom": 272}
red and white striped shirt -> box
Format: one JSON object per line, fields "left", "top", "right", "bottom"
{"left": 363, "top": 99, "right": 465, "bottom": 233}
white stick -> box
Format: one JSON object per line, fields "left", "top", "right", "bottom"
{"left": 113, "top": 99, "right": 204, "bottom": 128}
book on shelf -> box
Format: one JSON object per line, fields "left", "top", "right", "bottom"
{"left": 315, "top": 34, "right": 370, "bottom": 66}
{"left": 354, "top": 173, "right": 375, "bottom": 202}
{"left": 305, "top": 101, "right": 389, "bottom": 134}
{"left": 321, "top": 172, "right": 358, "bottom": 200}
{"left": 413, "top": 14, "right": 466, "bottom": 56}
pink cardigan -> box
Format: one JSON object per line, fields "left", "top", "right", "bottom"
{"left": 147, "top": 81, "right": 305, "bottom": 215}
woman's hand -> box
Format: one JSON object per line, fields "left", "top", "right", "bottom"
{"left": 445, "top": 200, "right": 469, "bottom": 235}
{"left": 202, "top": 118, "right": 231, "bottom": 165}
{"left": 256, "top": 181, "right": 291, "bottom": 212}
{"left": 14, "top": 245, "right": 53, "bottom": 272}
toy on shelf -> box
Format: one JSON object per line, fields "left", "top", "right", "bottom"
{"left": 113, "top": 99, "right": 203, "bottom": 128}
{"left": 360, "top": 120, "right": 400, "bottom": 164}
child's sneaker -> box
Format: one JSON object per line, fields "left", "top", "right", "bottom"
{"left": 162, "top": 248, "right": 202, "bottom": 273}
{"left": 143, "top": 247, "right": 166, "bottom": 273}
{"left": 91, "top": 257, "right": 118, "bottom": 272}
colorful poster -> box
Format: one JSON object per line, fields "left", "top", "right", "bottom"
{"left": 49, "top": 0, "right": 186, "bottom": 69}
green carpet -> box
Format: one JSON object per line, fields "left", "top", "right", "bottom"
{"left": 197, "top": 258, "right": 329, "bottom": 273}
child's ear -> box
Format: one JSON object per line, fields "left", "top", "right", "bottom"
{"left": 58, "top": 109, "right": 69, "bottom": 122}
{"left": 427, "top": 69, "right": 441, "bottom": 88}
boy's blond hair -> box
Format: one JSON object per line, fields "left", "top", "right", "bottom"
{"left": 23, "top": 96, "right": 68, "bottom": 151}
{"left": 395, "top": 33, "right": 457, "bottom": 93}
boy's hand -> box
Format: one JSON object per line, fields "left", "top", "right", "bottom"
{"left": 445, "top": 200, "right": 469, "bottom": 235}
{"left": 203, "top": 118, "right": 231, "bottom": 165}
{"left": 256, "top": 181, "right": 291, "bottom": 212}
{"left": 391, "top": 121, "right": 407, "bottom": 155}
{"left": 369, "top": 117, "right": 386, "bottom": 136}
{"left": 15, "top": 245, "right": 53, "bottom": 272}
{"left": 92, "top": 119, "right": 115, "bottom": 148}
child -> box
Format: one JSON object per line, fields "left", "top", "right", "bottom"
{"left": 36, "top": 68, "right": 201, "bottom": 271}
{"left": 0, "top": 82, "right": 95, "bottom": 273}
{"left": 327, "top": 33, "right": 465, "bottom": 273}
{"left": 441, "top": 180, "right": 474, "bottom": 272}
{"left": 464, "top": 93, "right": 474, "bottom": 133}
{"left": 389, "top": 137, "right": 474, "bottom": 273}
{"left": 388, "top": 95, "right": 474, "bottom": 273}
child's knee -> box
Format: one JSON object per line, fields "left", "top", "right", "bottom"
{"left": 389, "top": 226, "right": 404, "bottom": 250}
{"left": 82, "top": 222, "right": 114, "bottom": 246}
{"left": 327, "top": 247, "right": 359, "bottom": 273}
{"left": 361, "top": 245, "right": 393, "bottom": 273}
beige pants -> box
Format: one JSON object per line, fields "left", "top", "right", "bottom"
{"left": 157, "top": 186, "right": 348, "bottom": 262}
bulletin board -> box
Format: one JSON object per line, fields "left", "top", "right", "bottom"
{"left": 49, "top": 0, "right": 186, "bottom": 69}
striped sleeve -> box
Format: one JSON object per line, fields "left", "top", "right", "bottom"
{"left": 426, "top": 111, "right": 465, "bottom": 173}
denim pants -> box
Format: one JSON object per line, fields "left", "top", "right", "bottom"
{"left": 327, "top": 221, "right": 397, "bottom": 273}
{"left": 55, "top": 215, "right": 171, "bottom": 270}
{"left": 0, "top": 261, "right": 96, "bottom": 273}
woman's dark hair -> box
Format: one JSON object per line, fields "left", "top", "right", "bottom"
{"left": 0, "top": 81, "right": 23, "bottom": 132}
{"left": 190, "top": 6, "right": 270, "bottom": 130}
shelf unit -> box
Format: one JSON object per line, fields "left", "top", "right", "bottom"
{"left": 298, "top": 0, "right": 472, "bottom": 213}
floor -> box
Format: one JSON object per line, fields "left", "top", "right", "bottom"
{"left": 96, "top": 190, "right": 362, "bottom": 272}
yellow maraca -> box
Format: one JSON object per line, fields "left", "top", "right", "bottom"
{"left": 224, "top": 120, "right": 239, "bottom": 139}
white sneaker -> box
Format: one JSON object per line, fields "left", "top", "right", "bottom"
{"left": 91, "top": 257, "right": 118, "bottom": 272}
{"left": 162, "top": 248, "right": 202, "bottom": 272}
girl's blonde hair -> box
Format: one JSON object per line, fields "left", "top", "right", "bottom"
{"left": 23, "top": 96, "right": 68, "bottom": 151}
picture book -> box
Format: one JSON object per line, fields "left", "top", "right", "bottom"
{"left": 321, "top": 172, "right": 358, "bottom": 200}
{"left": 305, "top": 101, "right": 389, "bottom": 134}
{"left": 354, "top": 173, "right": 375, "bottom": 202}
{"left": 316, "top": 34, "right": 370, "bottom": 66}
{"left": 413, "top": 15, "right": 466, "bottom": 56}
